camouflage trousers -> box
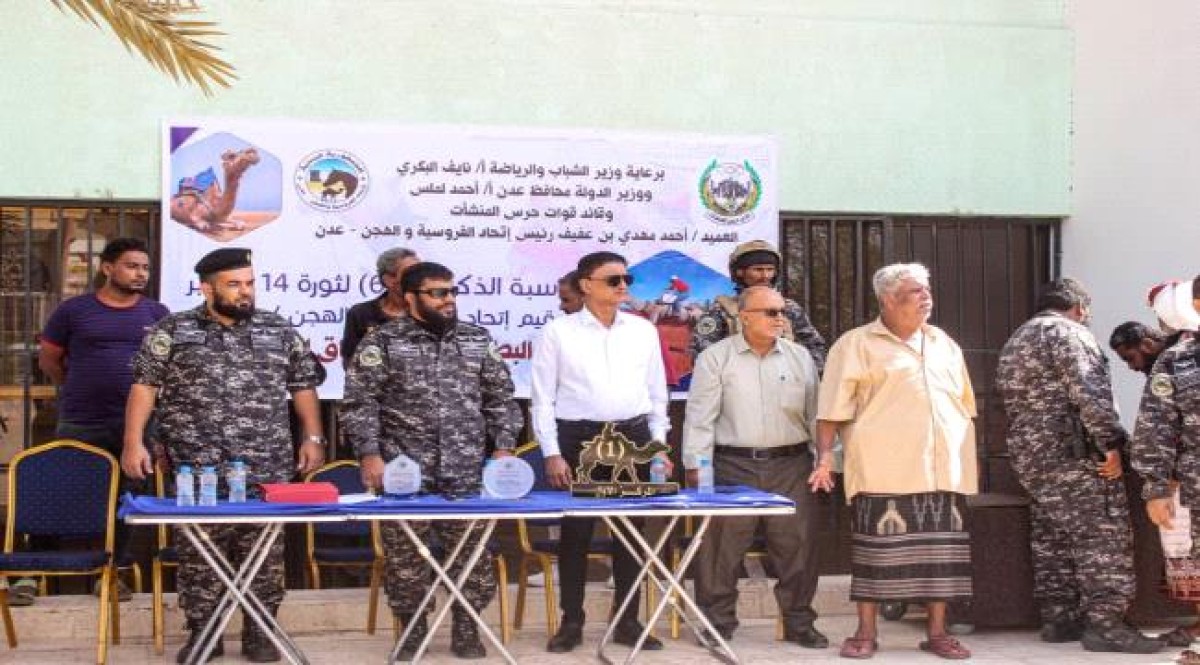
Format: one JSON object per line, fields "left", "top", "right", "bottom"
{"left": 379, "top": 519, "right": 496, "bottom": 618}
{"left": 1024, "top": 461, "right": 1135, "bottom": 631}
{"left": 174, "top": 524, "right": 286, "bottom": 628}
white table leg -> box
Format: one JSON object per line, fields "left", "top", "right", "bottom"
{"left": 179, "top": 523, "right": 307, "bottom": 665}
{"left": 599, "top": 515, "right": 738, "bottom": 665}
{"left": 386, "top": 518, "right": 515, "bottom": 665}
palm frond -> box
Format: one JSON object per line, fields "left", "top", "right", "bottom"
{"left": 50, "top": 0, "right": 236, "bottom": 95}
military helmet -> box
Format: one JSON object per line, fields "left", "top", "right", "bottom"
{"left": 728, "top": 240, "right": 782, "bottom": 276}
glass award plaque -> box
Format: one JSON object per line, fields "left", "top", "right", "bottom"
{"left": 482, "top": 456, "right": 535, "bottom": 499}
{"left": 383, "top": 454, "right": 422, "bottom": 496}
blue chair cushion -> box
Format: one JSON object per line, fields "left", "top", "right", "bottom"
{"left": 155, "top": 546, "right": 178, "bottom": 564}
{"left": 0, "top": 551, "right": 110, "bottom": 571}
{"left": 314, "top": 522, "right": 372, "bottom": 537}
{"left": 313, "top": 546, "right": 376, "bottom": 564}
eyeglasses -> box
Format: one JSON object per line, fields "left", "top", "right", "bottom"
{"left": 743, "top": 307, "right": 785, "bottom": 318}
{"left": 412, "top": 287, "right": 460, "bottom": 299}
{"left": 588, "top": 274, "right": 635, "bottom": 288}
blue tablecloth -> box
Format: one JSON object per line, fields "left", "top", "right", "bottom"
{"left": 119, "top": 486, "right": 793, "bottom": 519}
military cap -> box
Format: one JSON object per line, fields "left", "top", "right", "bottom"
{"left": 728, "top": 239, "right": 782, "bottom": 274}
{"left": 194, "top": 248, "right": 253, "bottom": 277}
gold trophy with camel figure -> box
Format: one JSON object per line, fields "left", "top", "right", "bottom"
{"left": 570, "top": 423, "right": 679, "bottom": 498}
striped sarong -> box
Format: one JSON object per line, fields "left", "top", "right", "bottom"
{"left": 849, "top": 491, "right": 973, "bottom": 602}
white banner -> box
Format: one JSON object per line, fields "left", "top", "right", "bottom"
{"left": 161, "top": 118, "right": 778, "bottom": 398}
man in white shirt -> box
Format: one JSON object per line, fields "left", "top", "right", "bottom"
{"left": 683, "top": 285, "right": 827, "bottom": 648}
{"left": 531, "top": 251, "right": 672, "bottom": 653}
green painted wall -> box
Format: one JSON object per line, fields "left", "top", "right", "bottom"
{"left": 1, "top": 0, "right": 1070, "bottom": 214}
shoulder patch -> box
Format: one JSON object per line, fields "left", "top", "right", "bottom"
{"left": 149, "top": 331, "right": 172, "bottom": 359}
{"left": 695, "top": 316, "right": 718, "bottom": 336}
{"left": 1151, "top": 373, "right": 1174, "bottom": 398}
{"left": 357, "top": 345, "right": 383, "bottom": 368}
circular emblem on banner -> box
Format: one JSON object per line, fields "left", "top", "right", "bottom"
{"left": 698, "top": 159, "right": 762, "bottom": 225}
{"left": 695, "top": 316, "right": 718, "bottom": 336}
{"left": 149, "top": 331, "right": 172, "bottom": 359}
{"left": 294, "top": 149, "right": 370, "bottom": 212}
{"left": 1151, "top": 373, "right": 1174, "bottom": 398}
{"left": 358, "top": 345, "right": 383, "bottom": 368}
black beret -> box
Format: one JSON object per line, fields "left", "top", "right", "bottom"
{"left": 194, "top": 248, "right": 253, "bottom": 277}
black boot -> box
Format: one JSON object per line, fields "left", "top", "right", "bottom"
{"left": 175, "top": 626, "right": 224, "bottom": 664}
{"left": 451, "top": 614, "right": 487, "bottom": 659}
{"left": 395, "top": 612, "right": 430, "bottom": 661}
{"left": 242, "top": 613, "right": 282, "bottom": 663}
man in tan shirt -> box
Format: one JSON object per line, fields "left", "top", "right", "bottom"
{"left": 811, "top": 263, "right": 977, "bottom": 660}
{"left": 683, "top": 286, "right": 826, "bottom": 648}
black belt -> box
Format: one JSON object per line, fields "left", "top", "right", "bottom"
{"left": 714, "top": 443, "right": 805, "bottom": 460}
{"left": 560, "top": 414, "right": 648, "bottom": 429}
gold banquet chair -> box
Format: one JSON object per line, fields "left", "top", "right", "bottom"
{"left": 0, "top": 440, "right": 121, "bottom": 663}
{"left": 304, "top": 461, "right": 385, "bottom": 634}
{"left": 150, "top": 459, "right": 180, "bottom": 655}
{"left": 511, "top": 442, "right": 656, "bottom": 638}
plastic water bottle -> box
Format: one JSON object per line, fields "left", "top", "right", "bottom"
{"left": 649, "top": 456, "right": 668, "bottom": 484}
{"left": 199, "top": 465, "right": 219, "bottom": 506}
{"left": 176, "top": 464, "right": 196, "bottom": 507}
{"left": 697, "top": 456, "right": 715, "bottom": 495}
{"left": 227, "top": 459, "right": 248, "bottom": 503}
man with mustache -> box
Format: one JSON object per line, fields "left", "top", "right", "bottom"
{"left": 122, "top": 248, "right": 326, "bottom": 662}
{"left": 341, "top": 261, "right": 520, "bottom": 660}
{"left": 27, "top": 237, "right": 170, "bottom": 606}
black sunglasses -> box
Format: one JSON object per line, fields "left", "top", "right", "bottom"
{"left": 589, "top": 274, "right": 635, "bottom": 288}
{"left": 412, "top": 287, "right": 460, "bottom": 299}
{"left": 744, "top": 307, "right": 785, "bottom": 318}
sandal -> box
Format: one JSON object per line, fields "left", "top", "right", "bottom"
{"left": 839, "top": 636, "right": 878, "bottom": 659}
{"left": 8, "top": 578, "right": 37, "bottom": 607}
{"left": 919, "top": 634, "right": 971, "bottom": 660}
{"left": 1178, "top": 649, "right": 1200, "bottom": 665}
{"left": 1164, "top": 627, "right": 1199, "bottom": 647}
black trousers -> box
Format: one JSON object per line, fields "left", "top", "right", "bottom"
{"left": 556, "top": 416, "right": 652, "bottom": 626}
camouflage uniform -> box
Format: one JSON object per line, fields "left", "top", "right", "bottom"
{"left": 996, "top": 310, "right": 1133, "bottom": 635}
{"left": 340, "top": 316, "right": 520, "bottom": 626}
{"left": 1132, "top": 334, "right": 1200, "bottom": 547}
{"left": 131, "top": 305, "right": 320, "bottom": 628}
{"left": 691, "top": 297, "right": 827, "bottom": 371}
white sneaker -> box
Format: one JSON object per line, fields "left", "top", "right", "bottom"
{"left": 605, "top": 575, "right": 615, "bottom": 589}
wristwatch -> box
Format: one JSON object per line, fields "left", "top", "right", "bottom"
{"left": 304, "top": 434, "right": 327, "bottom": 446}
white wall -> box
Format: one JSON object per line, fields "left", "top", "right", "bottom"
{"left": 1, "top": 0, "right": 1070, "bottom": 215}
{"left": 1066, "top": 1, "right": 1200, "bottom": 421}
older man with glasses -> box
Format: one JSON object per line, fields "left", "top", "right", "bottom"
{"left": 683, "top": 285, "right": 827, "bottom": 649}
{"left": 531, "top": 250, "right": 673, "bottom": 653}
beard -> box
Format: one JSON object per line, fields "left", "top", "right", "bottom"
{"left": 413, "top": 299, "right": 457, "bottom": 336}
{"left": 212, "top": 292, "right": 254, "bottom": 321}
{"left": 107, "top": 277, "right": 145, "bottom": 296}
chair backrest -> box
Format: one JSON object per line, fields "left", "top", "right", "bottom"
{"left": 6, "top": 440, "right": 118, "bottom": 551}
{"left": 307, "top": 461, "right": 367, "bottom": 494}
{"left": 515, "top": 442, "right": 551, "bottom": 491}
{"left": 306, "top": 461, "right": 368, "bottom": 537}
